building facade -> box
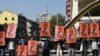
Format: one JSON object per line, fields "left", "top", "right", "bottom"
{"left": 35, "top": 13, "right": 52, "bottom": 23}
{"left": 0, "top": 10, "right": 18, "bottom": 24}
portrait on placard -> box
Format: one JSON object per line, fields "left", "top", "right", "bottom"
{"left": 6, "top": 24, "right": 17, "bottom": 38}
{"left": 66, "top": 29, "right": 76, "bottom": 43}
{"left": 40, "top": 22, "right": 50, "bottom": 37}
{"left": 79, "top": 23, "right": 89, "bottom": 38}
{"left": 0, "top": 32, "right": 5, "bottom": 46}
{"left": 28, "top": 40, "right": 38, "bottom": 55}
{"left": 90, "top": 23, "right": 99, "bottom": 37}
{"left": 55, "top": 26, "right": 64, "bottom": 41}
{"left": 17, "top": 45, "right": 27, "bottom": 56}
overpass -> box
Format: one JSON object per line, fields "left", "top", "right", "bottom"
{"left": 62, "top": 1, "right": 100, "bottom": 56}
{"left": 65, "top": 0, "right": 100, "bottom": 29}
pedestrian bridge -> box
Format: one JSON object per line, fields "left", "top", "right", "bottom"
{"left": 65, "top": 0, "right": 100, "bottom": 29}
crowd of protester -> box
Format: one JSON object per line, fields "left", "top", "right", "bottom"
{"left": 40, "top": 38, "right": 100, "bottom": 56}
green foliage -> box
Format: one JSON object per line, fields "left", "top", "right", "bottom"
{"left": 50, "top": 13, "right": 66, "bottom": 36}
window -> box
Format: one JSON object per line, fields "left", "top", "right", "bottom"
{"left": 5, "top": 17, "right": 7, "bottom": 21}
{"left": 12, "top": 17, "right": 15, "bottom": 20}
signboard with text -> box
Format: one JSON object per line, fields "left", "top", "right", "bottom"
{"left": 0, "top": 32, "right": 5, "bottom": 46}
{"left": 90, "top": 23, "right": 99, "bottom": 38}
{"left": 17, "top": 45, "right": 27, "bottom": 56}
{"left": 79, "top": 23, "right": 89, "bottom": 38}
{"left": 55, "top": 26, "right": 64, "bottom": 41}
{"left": 28, "top": 40, "right": 38, "bottom": 56}
{"left": 40, "top": 22, "right": 50, "bottom": 37}
{"left": 6, "top": 24, "right": 17, "bottom": 38}
{"left": 66, "top": 29, "right": 76, "bottom": 43}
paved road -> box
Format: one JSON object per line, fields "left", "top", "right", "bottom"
{"left": 38, "top": 50, "right": 100, "bottom": 56}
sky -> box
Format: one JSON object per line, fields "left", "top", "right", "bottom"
{"left": 0, "top": 0, "right": 66, "bottom": 21}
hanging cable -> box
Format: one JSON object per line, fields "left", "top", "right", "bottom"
{"left": 88, "top": 12, "right": 96, "bottom": 23}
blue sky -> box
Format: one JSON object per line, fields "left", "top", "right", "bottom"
{"left": 0, "top": 0, "right": 66, "bottom": 21}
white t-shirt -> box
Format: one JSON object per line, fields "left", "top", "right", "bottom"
{"left": 92, "top": 41, "right": 98, "bottom": 50}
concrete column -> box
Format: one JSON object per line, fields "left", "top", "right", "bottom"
{"left": 72, "top": 0, "right": 79, "bottom": 29}
{"left": 72, "top": 0, "right": 78, "bottom": 19}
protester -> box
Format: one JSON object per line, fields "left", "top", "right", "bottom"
{"left": 92, "top": 39, "right": 99, "bottom": 56}
{"left": 69, "top": 43, "right": 76, "bottom": 56}
{"left": 42, "top": 39, "right": 51, "bottom": 56}
{"left": 77, "top": 38, "right": 82, "bottom": 50}
{"left": 56, "top": 43, "right": 62, "bottom": 56}
{"left": 82, "top": 39, "right": 88, "bottom": 56}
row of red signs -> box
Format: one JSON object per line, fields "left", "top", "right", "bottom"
{"left": 79, "top": 23, "right": 99, "bottom": 38}
{"left": 0, "top": 24, "right": 17, "bottom": 46}
{"left": 39, "top": 22, "right": 76, "bottom": 43}
{"left": 40, "top": 22, "right": 100, "bottom": 43}
{"left": 17, "top": 40, "right": 38, "bottom": 56}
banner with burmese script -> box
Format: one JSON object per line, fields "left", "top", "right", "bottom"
{"left": 55, "top": 26, "right": 64, "bottom": 41}
{"left": 17, "top": 45, "right": 27, "bottom": 56}
{"left": 66, "top": 29, "right": 76, "bottom": 43}
{"left": 0, "top": 32, "right": 5, "bottom": 46}
{"left": 40, "top": 22, "right": 50, "bottom": 37}
{"left": 90, "top": 23, "right": 99, "bottom": 38}
{"left": 79, "top": 23, "right": 89, "bottom": 38}
{"left": 6, "top": 24, "right": 17, "bottom": 38}
{"left": 28, "top": 40, "right": 38, "bottom": 56}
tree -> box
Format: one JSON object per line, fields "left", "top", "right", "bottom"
{"left": 50, "top": 13, "right": 66, "bottom": 36}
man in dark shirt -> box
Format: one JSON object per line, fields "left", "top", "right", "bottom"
{"left": 42, "top": 40, "right": 51, "bottom": 56}
{"left": 82, "top": 39, "right": 88, "bottom": 56}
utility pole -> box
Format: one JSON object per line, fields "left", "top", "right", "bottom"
{"left": 57, "top": 14, "right": 58, "bottom": 25}
{"left": 46, "top": 5, "right": 48, "bottom": 22}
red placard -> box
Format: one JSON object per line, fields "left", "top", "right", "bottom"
{"left": 55, "top": 26, "right": 64, "bottom": 41}
{"left": 79, "top": 23, "right": 89, "bottom": 38}
{"left": 90, "top": 23, "right": 99, "bottom": 38}
{"left": 28, "top": 40, "right": 38, "bottom": 56}
{"left": 0, "top": 32, "right": 5, "bottom": 46}
{"left": 6, "top": 24, "right": 17, "bottom": 38}
{"left": 66, "top": 29, "right": 76, "bottom": 43}
{"left": 17, "top": 45, "right": 27, "bottom": 56}
{"left": 40, "top": 22, "right": 50, "bottom": 37}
